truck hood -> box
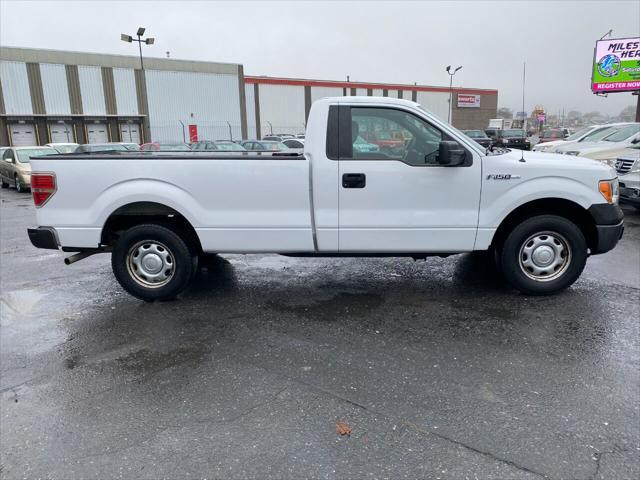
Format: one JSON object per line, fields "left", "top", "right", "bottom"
{"left": 494, "top": 148, "right": 615, "bottom": 176}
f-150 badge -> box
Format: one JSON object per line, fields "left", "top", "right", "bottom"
{"left": 486, "top": 174, "right": 521, "bottom": 180}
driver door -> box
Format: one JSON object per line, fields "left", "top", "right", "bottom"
{"left": 337, "top": 105, "right": 481, "bottom": 252}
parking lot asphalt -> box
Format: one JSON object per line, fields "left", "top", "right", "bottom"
{"left": 1, "top": 186, "right": 639, "bottom": 479}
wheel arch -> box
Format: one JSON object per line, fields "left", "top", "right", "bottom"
{"left": 490, "top": 197, "right": 598, "bottom": 252}
{"left": 101, "top": 201, "right": 202, "bottom": 254}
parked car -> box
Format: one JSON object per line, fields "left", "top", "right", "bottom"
{"left": 240, "top": 140, "right": 288, "bottom": 151}
{"left": 74, "top": 143, "right": 129, "bottom": 153}
{"left": 282, "top": 138, "right": 305, "bottom": 149}
{"left": 118, "top": 143, "right": 141, "bottom": 151}
{"left": 532, "top": 124, "right": 621, "bottom": 153}
{"left": 262, "top": 135, "right": 294, "bottom": 142}
{"left": 192, "top": 140, "right": 246, "bottom": 151}
{"left": 1, "top": 146, "right": 58, "bottom": 192}
{"left": 352, "top": 136, "right": 381, "bottom": 153}
{"left": 493, "top": 129, "right": 531, "bottom": 150}
{"left": 538, "top": 129, "right": 567, "bottom": 143}
{"left": 46, "top": 142, "right": 79, "bottom": 154}
{"left": 140, "top": 143, "right": 191, "bottom": 152}
{"left": 27, "top": 96, "right": 622, "bottom": 301}
{"left": 556, "top": 123, "right": 640, "bottom": 165}
{"left": 615, "top": 146, "right": 640, "bottom": 209}
{"left": 461, "top": 130, "right": 492, "bottom": 148}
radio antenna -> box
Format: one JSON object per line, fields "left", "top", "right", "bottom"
{"left": 520, "top": 61, "right": 526, "bottom": 162}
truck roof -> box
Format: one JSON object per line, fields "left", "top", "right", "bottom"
{"left": 316, "top": 96, "right": 420, "bottom": 108}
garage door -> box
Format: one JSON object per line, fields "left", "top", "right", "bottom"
{"left": 120, "top": 123, "right": 141, "bottom": 144}
{"left": 49, "top": 122, "right": 74, "bottom": 143}
{"left": 10, "top": 124, "right": 37, "bottom": 146}
{"left": 86, "top": 123, "right": 109, "bottom": 144}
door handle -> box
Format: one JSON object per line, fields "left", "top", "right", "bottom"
{"left": 342, "top": 173, "right": 366, "bottom": 188}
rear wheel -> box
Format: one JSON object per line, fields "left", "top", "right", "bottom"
{"left": 499, "top": 215, "right": 587, "bottom": 295}
{"left": 111, "top": 224, "right": 195, "bottom": 301}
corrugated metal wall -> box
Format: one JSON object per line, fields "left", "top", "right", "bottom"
{"left": 355, "top": 88, "right": 367, "bottom": 96}
{"left": 372, "top": 88, "right": 383, "bottom": 97}
{"left": 112, "top": 67, "right": 138, "bottom": 115}
{"left": 244, "top": 84, "right": 257, "bottom": 139}
{"left": 416, "top": 91, "right": 449, "bottom": 121}
{"left": 310, "top": 86, "right": 343, "bottom": 103}
{"left": 40, "top": 63, "right": 71, "bottom": 114}
{"left": 387, "top": 90, "right": 400, "bottom": 99}
{"left": 145, "top": 70, "right": 241, "bottom": 142}
{"left": 78, "top": 65, "right": 106, "bottom": 115}
{"left": 258, "top": 84, "right": 305, "bottom": 135}
{"left": 0, "top": 60, "right": 32, "bottom": 114}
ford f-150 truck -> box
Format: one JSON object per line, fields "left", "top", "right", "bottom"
{"left": 27, "top": 97, "right": 624, "bottom": 301}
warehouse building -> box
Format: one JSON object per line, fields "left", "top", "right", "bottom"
{"left": 0, "top": 46, "right": 497, "bottom": 146}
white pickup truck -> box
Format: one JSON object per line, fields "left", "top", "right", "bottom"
{"left": 27, "top": 97, "right": 624, "bottom": 300}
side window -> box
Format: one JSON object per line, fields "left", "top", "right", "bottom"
{"left": 4, "top": 149, "right": 14, "bottom": 161}
{"left": 349, "top": 107, "right": 446, "bottom": 166}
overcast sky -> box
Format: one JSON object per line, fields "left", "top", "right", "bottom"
{"left": 1, "top": 0, "right": 639, "bottom": 116}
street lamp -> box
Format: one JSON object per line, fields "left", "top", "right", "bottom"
{"left": 121, "top": 27, "right": 155, "bottom": 71}
{"left": 445, "top": 65, "right": 462, "bottom": 124}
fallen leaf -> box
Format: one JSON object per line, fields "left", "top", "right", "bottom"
{"left": 336, "top": 421, "right": 352, "bottom": 436}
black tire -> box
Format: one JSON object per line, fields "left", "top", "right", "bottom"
{"left": 15, "top": 175, "right": 24, "bottom": 193}
{"left": 499, "top": 215, "right": 587, "bottom": 295}
{"left": 1, "top": 179, "right": 8, "bottom": 188}
{"left": 111, "top": 224, "right": 195, "bottom": 301}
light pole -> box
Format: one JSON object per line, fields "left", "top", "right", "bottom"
{"left": 445, "top": 65, "right": 462, "bottom": 124}
{"left": 121, "top": 27, "right": 155, "bottom": 71}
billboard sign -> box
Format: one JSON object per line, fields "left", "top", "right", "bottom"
{"left": 591, "top": 37, "right": 640, "bottom": 93}
{"left": 457, "top": 94, "right": 480, "bottom": 108}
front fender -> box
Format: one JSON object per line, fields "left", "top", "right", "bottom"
{"left": 479, "top": 176, "right": 602, "bottom": 228}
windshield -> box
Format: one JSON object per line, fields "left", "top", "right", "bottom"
{"left": 502, "top": 129, "right": 525, "bottom": 137}
{"left": 542, "top": 130, "right": 562, "bottom": 138}
{"left": 16, "top": 148, "right": 57, "bottom": 163}
{"left": 85, "top": 144, "right": 127, "bottom": 152}
{"left": 52, "top": 144, "right": 78, "bottom": 154}
{"left": 464, "top": 130, "right": 487, "bottom": 138}
{"left": 158, "top": 144, "right": 191, "bottom": 151}
{"left": 602, "top": 124, "right": 640, "bottom": 142}
{"left": 565, "top": 127, "right": 592, "bottom": 141}
{"left": 580, "top": 126, "right": 618, "bottom": 142}
{"left": 215, "top": 142, "right": 245, "bottom": 151}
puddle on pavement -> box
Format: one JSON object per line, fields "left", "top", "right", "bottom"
{"left": 267, "top": 292, "right": 384, "bottom": 321}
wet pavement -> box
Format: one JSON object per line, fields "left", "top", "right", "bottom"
{"left": 1, "top": 187, "right": 639, "bottom": 479}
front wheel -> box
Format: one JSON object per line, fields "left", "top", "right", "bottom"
{"left": 500, "top": 215, "right": 587, "bottom": 295}
{"left": 15, "top": 175, "right": 25, "bottom": 193}
{"left": 111, "top": 224, "right": 195, "bottom": 301}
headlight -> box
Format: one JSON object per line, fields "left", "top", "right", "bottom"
{"left": 502, "top": 138, "right": 508, "bottom": 144}
{"left": 598, "top": 179, "right": 619, "bottom": 204}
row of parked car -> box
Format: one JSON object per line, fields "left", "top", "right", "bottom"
{"left": 461, "top": 128, "right": 532, "bottom": 150}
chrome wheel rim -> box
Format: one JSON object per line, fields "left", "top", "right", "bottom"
{"left": 126, "top": 240, "right": 175, "bottom": 288}
{"left": 519, "top": 231, "right": 571, "bottom": 282}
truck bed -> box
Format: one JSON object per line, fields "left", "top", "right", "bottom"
{"left": 30, "top": 152, "right": 314, "bottom": 252}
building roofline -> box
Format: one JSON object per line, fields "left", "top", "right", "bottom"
{"left": 0, "top": 46, "right": 240, "bottom": 75}
{"left": 245, "top": 75, "right": 498, "bottom": 96}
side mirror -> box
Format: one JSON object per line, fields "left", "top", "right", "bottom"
{"left": 438, "top": 141, "right": 467, "bottom": 166}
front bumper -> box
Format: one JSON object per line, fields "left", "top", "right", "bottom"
{"left": 587, "top": 203, "right": 624, "bottom": 254}
{"left": 27, "top": 227, "right": 59, "bottom": 250}
{"left": 593, "top": 222, "right": 624, "bottom": 254}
